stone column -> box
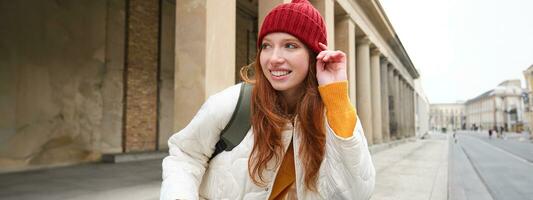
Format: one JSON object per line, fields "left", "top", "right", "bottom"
{"left": 411, "top": 87, "right": 415, "bottom": 136}
{"left": 310, "top": 0, "right": 335, "bottom": 49}
{"left": 381, "top": 59, "right": 390, "bottom": 142}
{"left": 407, "top": 85, "right": 412, "bottom": 137}
{"left": 393, "top": 70, "right": 401, "bottom": 139}
{"left": 411, "top": 86, "right": 416, "bottom": 136}
{"left": 370, "top": 48, "right": 382, "bottom": 144}
{"left": 403, "top": 81, "right": 407, "bottom": 137}
{"left": 411, "top": 86, "right": 415, "bottom": 136}
{"left": 402, "top": 82, "right": 406, "bottom": 137}
{"left": 356, "top": 37, "right": 373, "bottom": 144}
{"left": 405, "top": 82, "right": 410, "bottom": 137}
{"left": 158, "top": 0, "right": 176, "bottom": 149}
{"left": 412, "top": 87, "right": 416, "bottom": 136}
{"left": 409, "top": 84, "right": 413, "bottom": 136}
{"left": 407, "top": 85, "right": 411, "bottom": 137}
{"left": 175, "top": 0, "right": 236, "bottom": 131}
{"left": 388, "top": 66, "right": 396, "bottom": 140}
{"left": 259, "top": 0, "right": 290, "bottom": 27}
{"left": 335, "top": 16, "right": 356, "bottom": 106}
{"left": 398, "top": 76, "right": 404, "bottom": 138}
{"left": 103, "top": 0, "right": 126, "bottom": 153}
{"left": 124, "top": 0, "right": 160, "bottom": 152}
{"left": 404, "top": 81, "right": 408, "bottom": 137}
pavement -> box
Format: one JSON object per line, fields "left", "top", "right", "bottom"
{"left": 371, "top": 132, "right": 448, "bottom": 200}
{"left": 0, "top": 159, "right": 162, "bottom": 200}
{"left": 0, "top": 133, "right": 450, "bottom": 200}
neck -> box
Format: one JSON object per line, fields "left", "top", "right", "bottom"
{"left": 281, "top": 87, "right": 303, "bottom": 114}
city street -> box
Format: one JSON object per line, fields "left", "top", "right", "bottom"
{"left": 449, "top": 131, "right": 533, "bottom": 200}
{"left": 0, "top": 134, "right": 447, "bottom": 200}
{"left": 1, "top": 131, "right": 532, "bottom": 200}
{"left": 2, "top": 0, "right": 532, "bottom": 200}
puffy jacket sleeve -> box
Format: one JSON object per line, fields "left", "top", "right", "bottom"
{"left": 324, "top": 118, "right": 376, "bottom": 199}
{"left": 160, "top": 84, "right": 240, "bottom": 200}
{"left": 318, "top": 81, "right": 376, "bottom": 199}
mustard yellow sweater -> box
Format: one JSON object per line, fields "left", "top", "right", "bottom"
{"left": 269, "top": 81, "right": 356, "bottom": 199}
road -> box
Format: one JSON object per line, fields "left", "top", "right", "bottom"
{"left": 449, "top": 131, "right": 533, "bottom": 200}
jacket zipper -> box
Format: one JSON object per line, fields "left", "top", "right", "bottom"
{"left": 264, "top": 118, "right": 296, "bottom": 199}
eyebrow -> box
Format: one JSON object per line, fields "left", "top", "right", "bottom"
{"left": 262, "top": 38, "right": 301, "bottom": 44}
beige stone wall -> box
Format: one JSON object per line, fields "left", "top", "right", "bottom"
{"left": 158, "top": 0, "right": 176, "bottom": 150}
{"left": 174, "top": 0, "right": 236, "bottom": 132}
{"left": 0, "top": 0, "right": 124, "bottom": 172}
{"left": 103, "top": 0, "right": 127, "bottom": 154}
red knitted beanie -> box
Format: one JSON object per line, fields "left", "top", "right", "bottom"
{"left": 257, "top": 0, "right": 327, "bottom": 54}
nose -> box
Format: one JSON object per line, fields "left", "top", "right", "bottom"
{"left": 269, "top": 47, "right": 285, "bottom": 66}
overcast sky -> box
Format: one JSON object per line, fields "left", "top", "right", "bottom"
{"left": 379, "top": 0, "right": 533, "bottom": 103}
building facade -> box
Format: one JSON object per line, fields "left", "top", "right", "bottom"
{"left": 414, "top": 79, "right": 430, "bottom": 137}
{"left": 522, "top": 65, "right": 533, "bottom": 133}
{"left": 0, "top": 0, "right": 423, "bottom": 172}
{"left": 464, "top": 80, "right": 525, "bottom": 132}
{"left": 430, "top": 103, "right": 465, "bottom": 132}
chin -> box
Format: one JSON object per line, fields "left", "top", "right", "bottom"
{"left": 268, "top": 82, "right": 289, "bottom": 92}
{"left": 270, "top": 84, "right": 286, "bottom": 91}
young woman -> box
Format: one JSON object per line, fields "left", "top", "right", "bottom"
{"left": 160, "top": 0, "right": 375, "bottom": 199}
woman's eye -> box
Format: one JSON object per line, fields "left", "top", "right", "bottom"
{"left": 285, "top": 43, "right": 297, "bottom": 49}
{"left": 261, "top": 43, "right": 271, "bottom": 49}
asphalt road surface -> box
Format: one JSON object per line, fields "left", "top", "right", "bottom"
{"left": 449, "top": 131, "right": 533, "bottom": 200}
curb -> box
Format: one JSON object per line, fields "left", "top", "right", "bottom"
{"left": 369, "top": 137, "right": 418, "bottom": 154}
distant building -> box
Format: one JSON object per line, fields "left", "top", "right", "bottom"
{"left": 430, "top": 103, "right": 465, "bottom": 132}
{"left": 523, "top": 65, "right": 533, "bottom": 133}
{"left": 464, "top": 80, "right": 525, "bottom": 132}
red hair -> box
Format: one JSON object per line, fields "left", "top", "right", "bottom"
{"left": 241, "top": 49, "right": 326, "bottom": 191}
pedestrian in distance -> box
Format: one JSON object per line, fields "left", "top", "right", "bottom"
{"left": 500, "top": 126, "right": 506, "bottom": 139}
{"left": 160, "top": 0, "right": 375, "bottom": 199}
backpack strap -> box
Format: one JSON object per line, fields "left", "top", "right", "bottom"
{"left": 210, "top": 82, "right": 253, "bottom": 160}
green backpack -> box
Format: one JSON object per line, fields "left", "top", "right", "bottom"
{"left": 211, "top": 82, "right": 253, "bottom": 159}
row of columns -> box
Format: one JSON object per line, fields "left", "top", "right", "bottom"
{"left": 173, "top": 0, "right": 417, "bottom": 146}
{"left": 393, "top": 74, "right": 416, "bottom": 140}
{"left": 354, "top": 41, "right": 416, "bottom": 144}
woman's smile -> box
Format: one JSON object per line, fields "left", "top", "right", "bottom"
{"left": 270, "top": 69, "right": 292, "bottom": 80}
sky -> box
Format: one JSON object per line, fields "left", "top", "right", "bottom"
{"left": 379, "top": 0, "right": 533, "bottom": 103}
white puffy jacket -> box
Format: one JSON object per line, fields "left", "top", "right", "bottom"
{"left": 160, "top": 83, "right": 375, "bottom": 200}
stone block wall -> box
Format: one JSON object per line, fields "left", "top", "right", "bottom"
{"left": 157, "top": 0, "right": 176, "bottom": 150}
{"left": 0, "top": 0, "right": 124, "bottom": 172}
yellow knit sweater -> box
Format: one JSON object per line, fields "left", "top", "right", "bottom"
{"left": 269, "top": 81, "right": 357, "bottom": 199}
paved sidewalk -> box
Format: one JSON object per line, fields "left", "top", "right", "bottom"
{"left": 0, "top": 133, "right": 448, "bottom": 200}
{"left": 371, "top": 132, "right": 449, "bottom": 200}
{"left": 0, "top": 159, "right": 162, "bottom": 200}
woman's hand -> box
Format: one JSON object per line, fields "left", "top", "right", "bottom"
{"left": 315, "top": 43, "right": 348, "bottom": 86}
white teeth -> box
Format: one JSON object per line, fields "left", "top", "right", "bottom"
{"left": 271, "top": 70, "right": 290, "bottom": 77}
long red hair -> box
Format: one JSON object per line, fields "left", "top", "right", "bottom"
{"left": 241, "top": 49, "right": 326, "bottom": 191}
